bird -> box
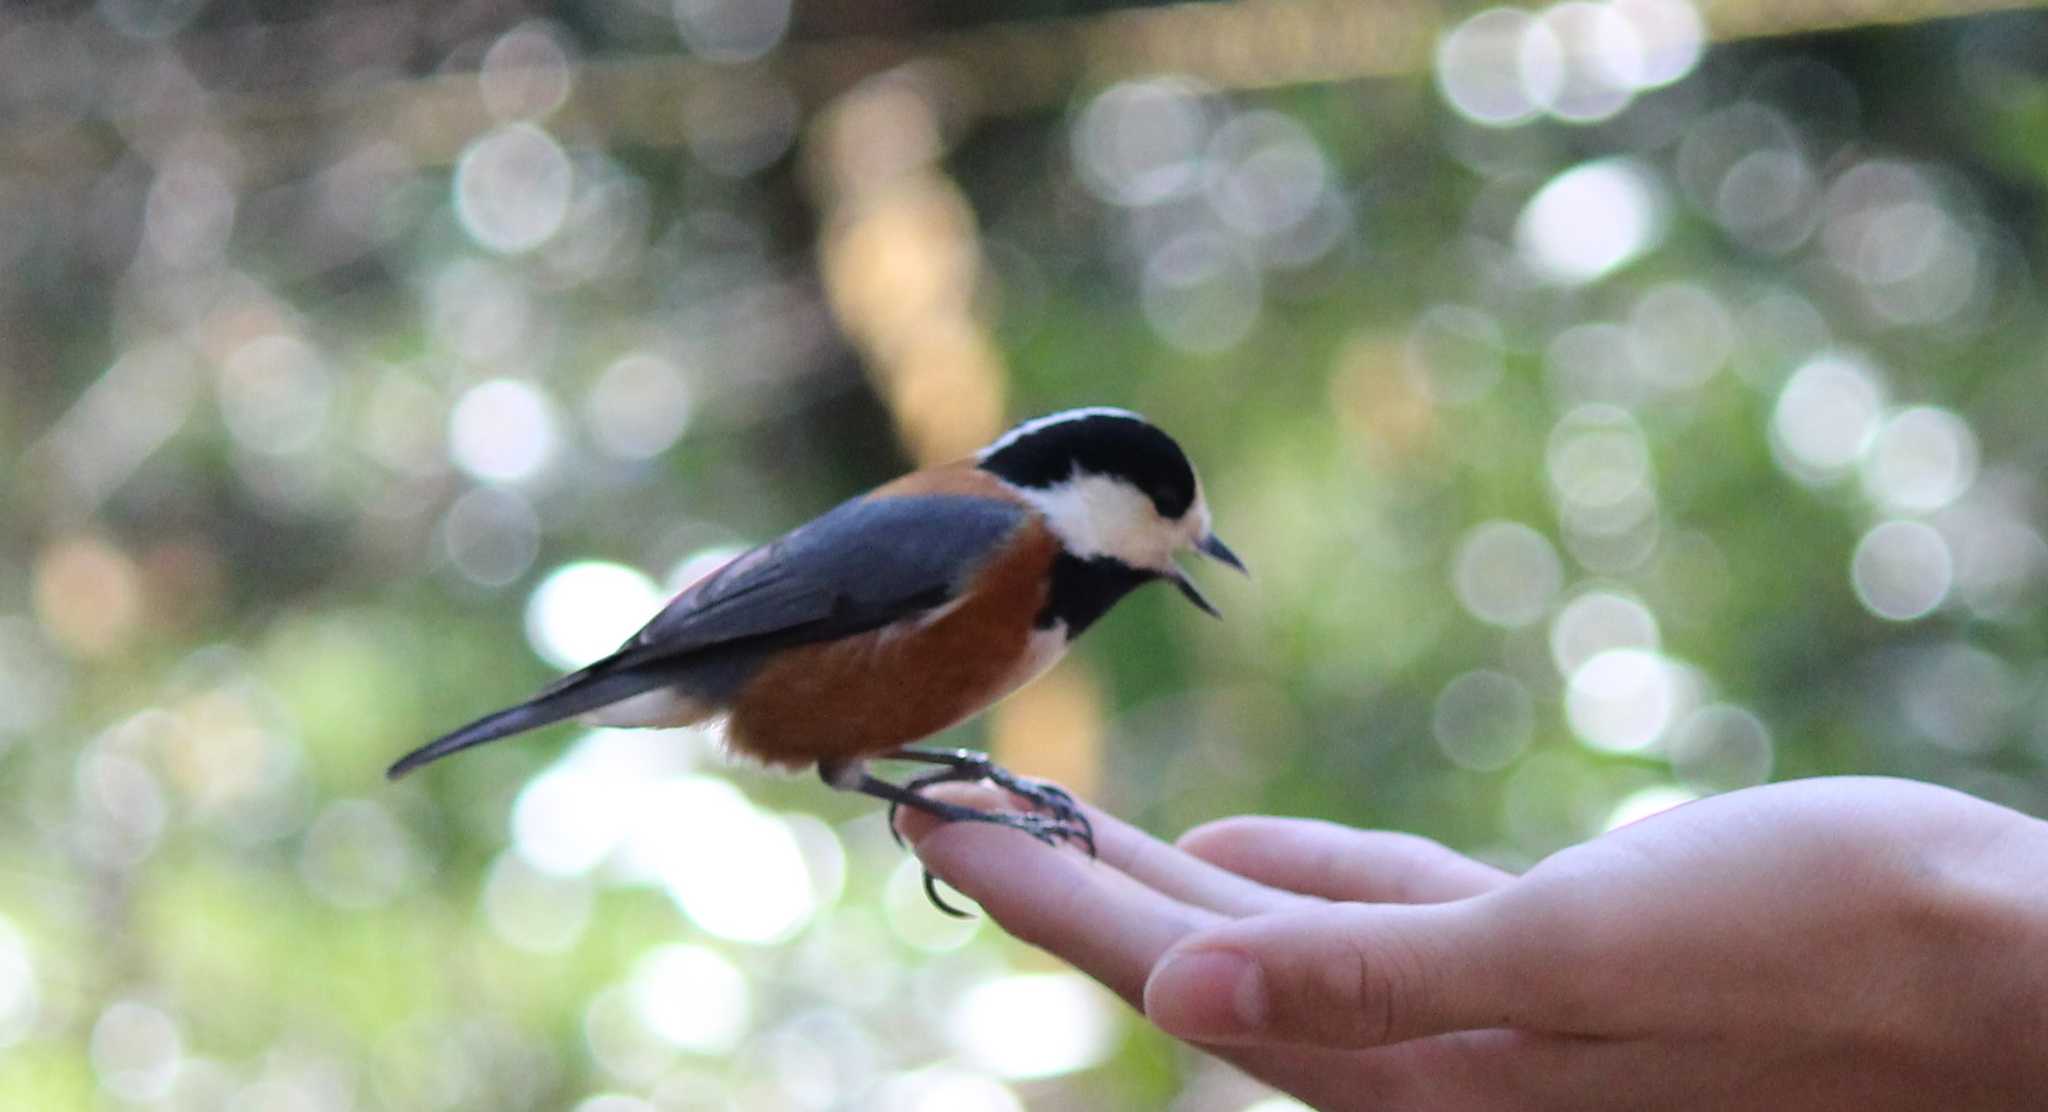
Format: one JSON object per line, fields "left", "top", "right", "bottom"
{"left": 388, "top": 407, "right": 1244, "bottom": 889}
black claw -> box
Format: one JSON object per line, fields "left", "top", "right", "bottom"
{"left": 905, "top": 811, "right": 1091, "bottom": 916}
{"left": 886, "top": 798, "right": 908, "bottom": 848}
{"left": 923, "top": 870, "right": 972, "bottom": 918}
{"left": 1006, "top": 811, "right": 1095, "bottom": 854}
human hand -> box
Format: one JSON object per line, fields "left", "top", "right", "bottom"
{"left": 897, "top": 777, "right": 2048, "bottom": 1110}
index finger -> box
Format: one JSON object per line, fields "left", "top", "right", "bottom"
{"left": 901, "top": 793, "right": 1226, "bottom": 1006}
{"left": 1086, "top": 802, "right": 1326, "bottom": 917}
{"left": 1178, "top": 818, "right": 1513, "bottom": 904}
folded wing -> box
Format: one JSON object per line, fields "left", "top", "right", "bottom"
{"left": 387, "top": 494, "right": 1027, "bottom": 778}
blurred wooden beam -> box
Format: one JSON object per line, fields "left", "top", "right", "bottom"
{"left": 5, "top": 0, "right": 2045, "bottom": 177}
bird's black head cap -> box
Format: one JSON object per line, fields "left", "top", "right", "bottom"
{"left": 977, "top": 408, "right": 1198, "bottom": 519}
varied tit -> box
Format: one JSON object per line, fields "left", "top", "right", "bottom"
{"left": 388, "top": 407, "right": 1244, "bottom": 874}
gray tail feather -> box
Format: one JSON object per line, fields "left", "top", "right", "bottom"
{"left": 386, "top": 667, "right": 660, "bottom": 780}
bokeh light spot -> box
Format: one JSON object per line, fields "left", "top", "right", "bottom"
{"left": 1860, "top": 405, "right": 1978, "bottom": 515}
{"left": 524, "top": 561, "right": 661, "bottom": 670}
{"left": 1851, "top": 520, "right": 1952, "bottom": 621}
{"left": 1901, "top": 643, "right": 2017, "bottom": 754}
{"left": 1545, "top": 321, "right": 1639, "bottom": 408}
{"left": 950, "top": 973, "right": 1117, "bottom": 1080}
{"left": 1073, "top": 78, "right": 1212, "bottom": 207}
{"left": 1549, "top": 590, "right": 1659, "bottom": 677}
{"left": 631, "top": 944, "right": 751, "bottom": 1053}
{"left": 1943, "top": 493, "right": 2048, "bottom": 619}
{"left": 441, "top": 485, "right": 542, "bottom": 588}
{"left": 1770, "top": 354, "right": 1885, "bottom": 483}
{"left": 1206, "top": 110, "right": 1330, "bottom": 239}
{"left": 1452, "top": 521, "right": 1564, "bottom": 629}
{"left": 90, "top": 1000, "right": 182, "bottom": 1102}
{"left": 1628, "top": 282, "right": 1732, "bottom": 392}
{"left": 479, "top": 22, "right": 574, "bottom": 121}
{"left": 1612, "top": 0, "right": 1705, "bottom": 86}
{"left": 1667, "top": 704, "right": 1774, "bottom": 791}
{"left": 674, "top": 0, "right": 792, "bottom": 62}
{"left": 33, "top": 535, "right": 143, "bottom": 658}
{"left": 1435, "top": 9, "right": 1559, "bottom": 127}
{"left": 456, "top": 124, "right": 574, "bottom": 253}
{"left": 0, "top": 917, "right": 38, "bottom": 1050}
{"left": 1532, "top": 2, "right": 1643, "bottom": 123}
{"left": 74, "top": 744, "right": 167, "bottom": 868}
{"left": 585, "top": 354, "right": 694, "bottom": 461}
{"left": 1546, "top": 405, "right": 1653, "bottom": 528}
{"left": 1141, "top": 233, "right": 1262, "bottom": 354}
{"left": 1566, "top": 648, "right": 1681, "bottom": 753}
{"left": 217, "top": 331, "right": 331, "bottom": 456}
{"left": 513, "top": 759, "right": 635, "bottom": 876}
{"left": 1716, "top": 149, "right": 1817, "bottom": 250}
{"left": 1821, "top": 161, "right": 1981, "bottom": 327}
{"left": 1517, "top": 159, "right": 1665, "bottom": 284}
{"left": 633, "top": 776, "right": 818, "bottom": 944}
{"left": 449, "top": 379, "right": 561, "bottom": 484}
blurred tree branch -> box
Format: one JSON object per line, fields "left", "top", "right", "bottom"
{"left": 8, "top": 0, "right": 2046, "bottom": 181}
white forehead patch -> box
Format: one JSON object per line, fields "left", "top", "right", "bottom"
{"left": 977, "top": 407, "right": 1146, "bottom": 459}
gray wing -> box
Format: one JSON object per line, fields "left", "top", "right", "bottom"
{"left": 608, "top": 492, "right": 1028, "bottom": 667}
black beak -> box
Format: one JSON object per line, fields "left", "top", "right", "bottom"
{"left": 1199, "top": 534, "right": 1248, "bottom": 575}
{"left": 1170, "top": 533, "right": 1244, "bottom": 618}
{"left": 1172, "top": 571, "right": 1223, "bottom": 619}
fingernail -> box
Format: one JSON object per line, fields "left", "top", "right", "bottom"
{"left": 1145, "top": 948, "right": 1267, "bottom": 1040}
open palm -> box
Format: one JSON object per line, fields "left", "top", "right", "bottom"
{"left": 898, "top": 777, "right": 2048, "bottom": 1110}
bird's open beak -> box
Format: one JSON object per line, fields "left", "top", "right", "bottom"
{"left": 1172, "top": 572, "right": 1222, "bottom": 618}
{"left": 1198, "top": 533, "right": 1248, "bottom": 575}
{"left": 1170, "top": 533, "right": 1246, "bottom": 619}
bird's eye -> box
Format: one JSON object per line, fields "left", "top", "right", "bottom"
{"left": 1148, "top": 483, "right": 1188, "bottom": 517}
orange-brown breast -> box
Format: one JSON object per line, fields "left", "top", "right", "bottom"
{"left": 725, "top": 479, "right": 1059, "bottom": 768}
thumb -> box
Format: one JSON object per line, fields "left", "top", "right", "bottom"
{"left": 1142, "top": 897, "right": 1578, "bottom": 1048}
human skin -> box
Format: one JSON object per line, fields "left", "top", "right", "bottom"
{"left": 896, "top": 777, "right": 2048, "bottom": 1110}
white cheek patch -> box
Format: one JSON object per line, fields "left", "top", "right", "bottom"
{"left": 1022, "top": 474, "right": 1180, "bottom": 571}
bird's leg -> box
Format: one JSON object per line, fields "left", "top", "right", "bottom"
{"left": 819, "top": 758, "right": 1093, "bottom": 918}
{"left": 877, "top": 747, "right": 1093, "bottom": 856}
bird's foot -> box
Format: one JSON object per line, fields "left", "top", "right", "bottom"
{"left": 866, "top": 748, "right": 1093, "bottom": 919}
{"left": 882, "top": 749, "right": 1094, "bottom": 858}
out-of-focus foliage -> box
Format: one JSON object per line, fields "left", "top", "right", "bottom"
{"left": 4, "top": 0, "right": 2048, "bottom": 1108}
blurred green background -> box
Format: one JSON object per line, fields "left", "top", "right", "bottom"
{"left": 5, "top": 0, "right": 2048, "bottom": 1108}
